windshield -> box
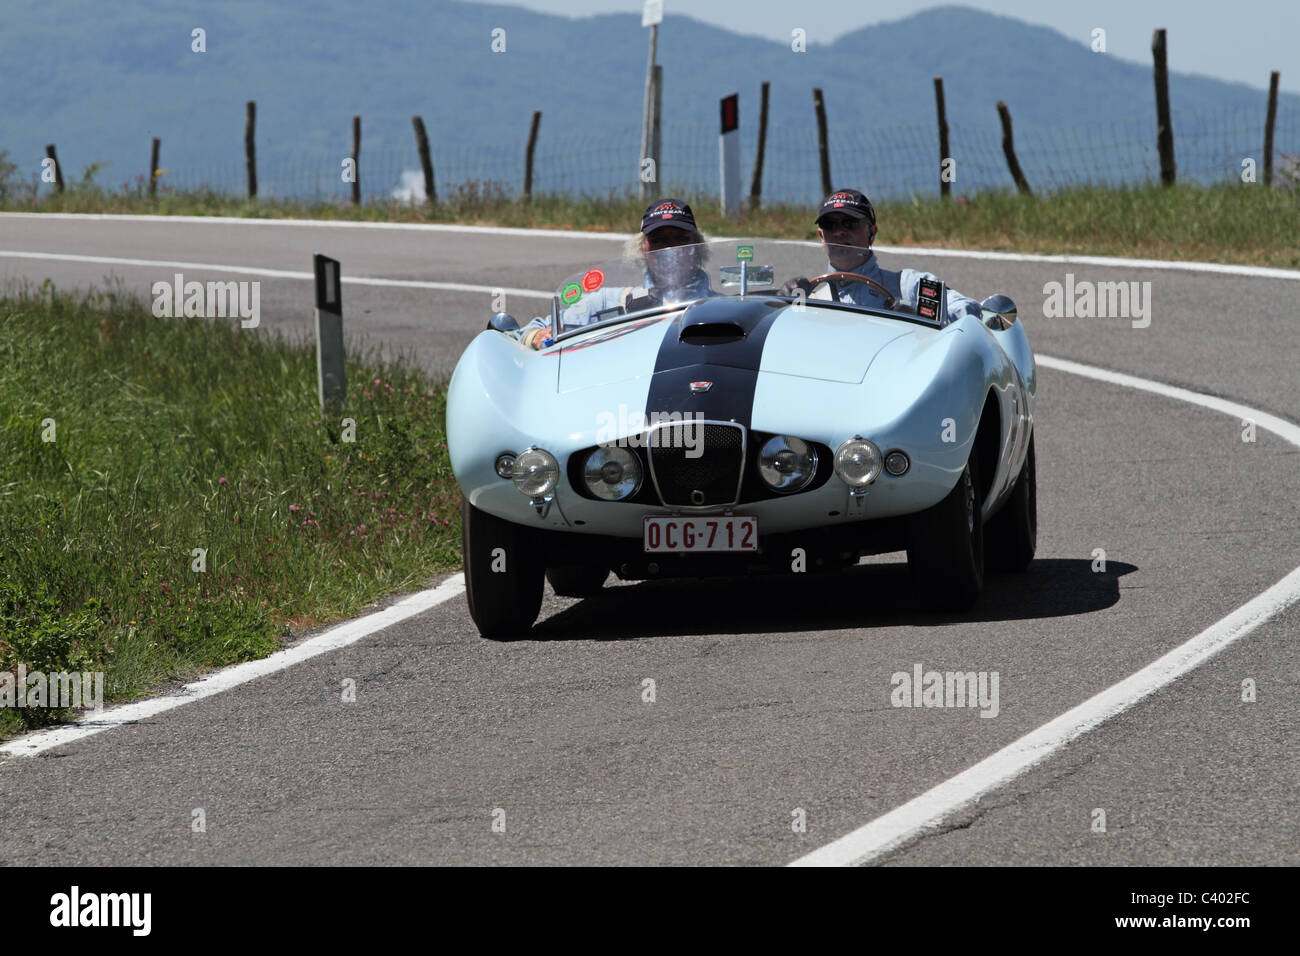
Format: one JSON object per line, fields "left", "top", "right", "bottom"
{"left": 548, "top": 238, "right": 885, "bottom": 337}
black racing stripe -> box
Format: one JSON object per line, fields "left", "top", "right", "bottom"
{"left": 645, "top": 297, "right": 785, "bottom": 428}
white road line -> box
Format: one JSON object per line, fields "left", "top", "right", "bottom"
{"left": 870, "top": 244, "right": 1300, "bottom": 281}
{"left": 0, "top": 212, "right": 632, "bottom": 241}
{"left": 0, "top": 250, "right": 552, "bottom": 300}
{"left": 3, "top": 212, "right": 1298, "bottom": 280}
{"left": 791, "top": 353, "right": 1300, "bottom": 867}
{"left": 0, "top": 575, "right": 466, "bottom": 760}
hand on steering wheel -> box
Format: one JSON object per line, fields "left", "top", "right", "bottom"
{"left": 804, "top": 271, "right": 897, "bottom": 309}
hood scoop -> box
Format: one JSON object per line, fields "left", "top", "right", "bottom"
{"left": 678, "top": 296, "right": 784, "bottom": 346}
{"left": 679, "top": 320, "right": 746, "bottom": 344}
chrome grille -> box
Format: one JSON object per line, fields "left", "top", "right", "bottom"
{"left": 647, "top": 421, "right": 745, "bottom": 508}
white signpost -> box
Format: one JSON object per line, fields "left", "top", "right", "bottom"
{"left": 719, "top": 93, "right": 740, "bottom": 219}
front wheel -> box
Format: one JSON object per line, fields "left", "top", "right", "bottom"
{"left": 984, "top": 435, "right": 1036, "bottom": 572}
{"left": 906, "top": 448, "right": 984, "bottom": 611}
{"left": 461, "top": 496, "right": 544, "bottom": 639}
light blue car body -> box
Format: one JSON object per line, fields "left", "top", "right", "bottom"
{"left": 448, "top": 280, "right": 1036, "bottom": 542}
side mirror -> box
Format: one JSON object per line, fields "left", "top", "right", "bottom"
{"left": 981, "top": 295, "right": 1017, "bottom": 330}
{"left": 487, "top": 312, "right": 519, "bottom": 333}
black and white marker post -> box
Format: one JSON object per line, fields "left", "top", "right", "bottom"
{"left": 313, "top": 253, "right": 345, "bottom": 414}
{"left": 719, "top": 92, "right": 740, "bottom": 219}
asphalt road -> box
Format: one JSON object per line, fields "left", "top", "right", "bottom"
{"left": 1, "top": 213, "right": 1296, "bottom": 866}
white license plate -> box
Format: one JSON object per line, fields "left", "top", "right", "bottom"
{"left": 643, "top": 515, "right": 758, "bottom": 553}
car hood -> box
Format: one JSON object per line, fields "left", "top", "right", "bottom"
{"left": 556, "top": 297, "right": 920, "bottom": 392}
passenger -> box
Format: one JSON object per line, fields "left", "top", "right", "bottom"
{"left": 516, "top": 198, "right": 714, "bottom": 349}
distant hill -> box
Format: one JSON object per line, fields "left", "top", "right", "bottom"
{"left": 3, "top": 0, "right": 1296, "bottom": 203}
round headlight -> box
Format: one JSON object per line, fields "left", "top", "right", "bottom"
{"left": 582, "top": 446, "right": 642, "bottom": 501}
{"left": 494, "top": 453, "right": 516, "bottom": 479}
{"left": 884, "top": 450, "right": 910, "bottom": 476}
{"left": 758, "top": 435, "right": 817, "bottom": 493}
{"left": 834, "top": 438, "right": 882, "bottom": 487}
{"left": 511, "top": 447, "right": 560, "bottom": 497}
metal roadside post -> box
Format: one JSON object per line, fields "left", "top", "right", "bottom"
{"left": 314, "top": 253, "right": 345, "bottom": 416}
{"left": 719, "top": 92, "right": 740, "bottom": 219}
{"left": 639, "top": 0, "right": 663, "bottom": 201}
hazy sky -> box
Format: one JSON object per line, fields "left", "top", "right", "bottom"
{"left": 464, "top": 0, "right": 1299, "bottom": 93}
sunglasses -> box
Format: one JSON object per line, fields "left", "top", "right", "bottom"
{"left": 818, "top": 216, "right": 867, "bottom": 232}
{"left": 645, "top": 230, "right": 696, "bottom": 250}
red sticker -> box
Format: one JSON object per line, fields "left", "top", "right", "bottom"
{"left": 582, "top": 268, "right": 605, "bottom": 293}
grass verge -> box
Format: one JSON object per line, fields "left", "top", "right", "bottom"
{"left": 0, "top": 282, "right": 460, "bottom": 738}
{"left": 3, "top": 174, "right": 1299, "bottom": 268}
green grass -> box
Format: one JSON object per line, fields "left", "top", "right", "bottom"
{"left": 3, "top": 158, "right": 1298, "bottom": 268}
{"left": 0, "top": 282, "right": 461, "bottom": 737}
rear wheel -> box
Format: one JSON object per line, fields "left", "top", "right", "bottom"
{"left": 984, "top": 435, "right": 1036, "bottom": 572}
{"left": 906, "top": 448, "right": 984, "bottom": 611}
{"left": 546, "top": 565, "right": 609, "bottom": 598}
{"left": 461, "top": 496, "right": 544, "bottom": 639}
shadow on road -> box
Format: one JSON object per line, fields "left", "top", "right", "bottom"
{"left": 530, "top": 558, "right": 1138, "bottom": 641}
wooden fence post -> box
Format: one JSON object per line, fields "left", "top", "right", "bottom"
{"left": 934, "top": 76, "right": 951, "bottom": 199}
{"left": 245, "top": 101, "right": 257, "bottom": 198}
{"left": 148, "top": 137, "right": 160, "bottom": 197}
{"left": 45, "top": 144, "right": 64, "bottom": 193}
{"left": 996, "top": 101, "right": 1032, "bottom": 195}
{"left": 350, "top": 116, "right": 361, "bottom": 205}
{"left": 1264, "top": 70, "right": 1279, "bottom": 186}
{"left": 523, "top": 110, "right": 542, "bottom": 202}
{"left": 1152, "top": 28, "right": 1176, "bottom": 186}
{"left": 412, "top": 115, "right": 436, "bottom": 205}
{"left": 749, "top": 80, "right": 769, "bottom": 210}
{"left": 813, "top": 87, "right": 831, "bottom": 197}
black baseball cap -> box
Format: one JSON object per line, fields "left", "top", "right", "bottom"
{"left": 816, "top": 188, "right": 877, "bottom": 227}
{"left": 641, "top": 198, "right": 697, "bottom": 234}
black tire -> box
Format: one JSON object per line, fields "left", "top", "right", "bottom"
{"left": 461, "top": 496, "right": 544, "bottom": 639}
{"left": 546, "top": 565, "right": 609, "bottom": 598}
{"left": 906, "top": 447, "right": 984, "bottom": 611}
{"left": 984, "top": 434, "right": 1037, "bottom": 572}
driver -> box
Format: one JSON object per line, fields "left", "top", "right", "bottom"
{"left": 781, "top": 188, "right": 981, "bottom": 326}
{"left": 515, "top": 198, "right": 715, "bottom": 349}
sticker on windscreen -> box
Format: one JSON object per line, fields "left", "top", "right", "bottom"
{"left": 561, "top": 282, "right": 583, "bottom": 305}
{"left": 581, "top": 269, "right": 605, "bottom": 293}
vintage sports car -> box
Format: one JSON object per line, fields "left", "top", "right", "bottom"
{"left": 447, "top": 239, "right": 1036, "bottom": 638}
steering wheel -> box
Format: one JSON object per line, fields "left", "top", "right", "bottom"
{"left": 805, "top": 272, "right": 897, "bottom": 309}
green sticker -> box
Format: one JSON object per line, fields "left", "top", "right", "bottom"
{"left": 736, "top": 245, "right": 754, "bottom": 261}
{"left": 561, "top": 282, "right": 582, "bottom": 305}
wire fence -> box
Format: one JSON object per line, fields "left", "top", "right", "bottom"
{"left": 149, "top": 104, "right": 1300, "bottom": 206}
